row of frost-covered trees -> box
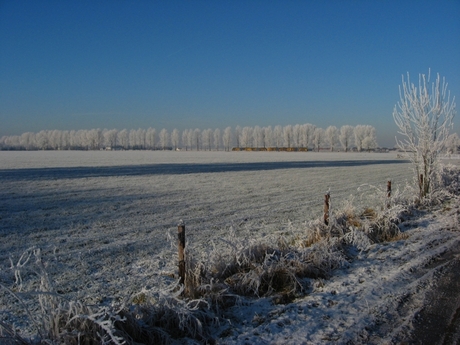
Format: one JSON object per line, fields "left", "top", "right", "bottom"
{"left": 0, "top": 124, "right": 380, "bottom": 152}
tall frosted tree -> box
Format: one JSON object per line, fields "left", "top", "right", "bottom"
{"left": 325, "top": 126, "right": 339, "bottom": 151}
{"left": 292, "top": 124, "right": 301, "bottom": 148}
{"left": 354, "top": 125, "right": 366, "bottom": 152}
{"left": 234, "top": 126, "right": 242, "bottom": 148}
{"left": 49, "top": 130, "right": 63, "bottom": 150}
{"left": 240, "top": 127, "right": 253, "bottom": 148}
{"left": 283, "top": 125, "right": 293, "bottom": 148}
{"left": 354, "top": 125, "right": 377, "bottom": 152}
{"left": 301, "top": 123, "right": 316, "bottom": 149}
{"left": 393, "top": 70, "right": 456, "bottom": 198}
{"left": 253, "top": 126, "right": 263, "bottom": 148}
{"left": 445, "top": 133, "right": 459, "bottom": 155}
{"left": 223, "top": 126, "right": 232, "bottom": 151}
{"left": 362, "top": 127, "right": 378, "bottom": 152}
{"left": 339, "top": 125, "right": 354, "bottom": 152}
{"left": 136, "top": 128, "right": 146, "bottom": 149}
{"left": 146, "top": 127, "right": 157, "bottom": 150}
{"left": 20, "top": 132, "right": 36, "bottom": 150}
{"left": 274, "top": 125, "right": 283, "bottom": 148}
{"left": 182, "top": 129, "right": 190, "bottom": 151}
{"left": 171, "top": 129, "right": 180, "bottom": 150}
{"left": 193, "top": 128, "right": 201, "bottom": 150}
{"left": 61, "top": 130, "right": 70, "bottom": 150}
{"left": 213, "top": 128, "right": 221, "bottom": 151}
{"left": 202, "top": 129, "right": 212, "bottom": 151}
{"left": 313, "top": 128, "right": 325, "bottom": 152}
{"left": 86, "top": 129, "right": 103, "bottom": 150}
{"left": 264, "top": 126, "right": 273, "bottom": 148}
{"left": 159, "top": 128, "right": 169, "bottom": 150}
{"left": 104, "top": 129, "right": 118, "bottom": 149}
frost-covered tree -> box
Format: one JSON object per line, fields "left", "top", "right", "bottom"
{"left": 20, "top": 132, "right": 36, "bottom": 150}
{"left": 85, "top": 129, "right": 101, "bottom": 150}
{"left": 362, "top": 127, "right": 378, "bottom": 152}
{"left": 62, "top": 130, "right": 70, "bottom": 149}
{"left": 325, "top": 126, "right": 339, "bottom": 151}
{"left": 354, "top": 125, "right": 377, "bottom": 152}
{"left": 253, "top": 126, "right": 263, "bottom": 148}
{"left": 137, "top": 128, "right": 146, "bottom": 149}
{"left": 393, "top": 71, "right": 456, "bottom": 198}
{"left": 193, "top": 128, "right": 201, "bottom": 150}
{"left": 186, "top": 129, "right": 193, "bottom": 150}
{"left": 202, "top": 129, "right": 212, "bottom": 151}
{"left": 104, "top": 129, "right": 118, "bottom": 149}
{"left": 159, "top": 128, "right": 169, "bottom": 150}
{"left": 283, "top": 125, "right": 293, "bottom": 148}
{"left": 264, "top": 126, "right": 273, "bottom": 148}
{"left": 3, "top": 135, "right": 20, "bottom": 149}
{"left": 36, "top": 130, "right": 49, "bottom": 150}
{"left": 171, "top": 128, "right": 180, "bottom": 150}
{"left": 223, "top": 127, "right": 232, "bottom": 151}
{"left": 128, "top": 129, "right": 137, "bottom": 149}
{"left": 69, "top": 130, "right": 77, "bottom": 149}
{"left": 213, "top": 128, "right": 221, "bottom": 151}
{"left": 259, "top": 126, "right": 266, "bottom": 148}
{"left": 339, "top": 125, "right": 354, "bottom": 152}
{"left": 241, "top": 126, "right": 253, "bottom": 148}
{"left": 118, "top": 129, "right": 129, "bottom": 150}
{"left": 301, "top": 123, "right": 316, "bottom": 149}
{"left": 49, "top": 130, "right": 63, "bottom": 150}
{"left": 234, "top": 126, "right": 241, "bottom": 148}
{"left": 445, "top": 133, "right": 459, "bottom": 155}
{"left": 354, "top": 125, "right": 366, "bottom": 152}
{"left": 274, "top": 125, "right": 283, "bottom": 148}
{"left": 292, "top": 124, "right": 301, "bottom": 148}
{"left": 181, "top": 129, "right": 189, "bottom": 150}
{"left": 146, "top": 127, "right": 157, "bottom": 150}
{"left": 313, "top": 128, "right": 324, "bottom": 152}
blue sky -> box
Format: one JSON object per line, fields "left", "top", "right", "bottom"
{"left": 1, "top": 0, "right": 459, "bottom": 147}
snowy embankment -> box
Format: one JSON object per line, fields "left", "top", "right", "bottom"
{"left": 221, "top": 203, "right": 460, "bottom": 344}
{"left": 0, "top": 150, "right": 459, "bottom": 344}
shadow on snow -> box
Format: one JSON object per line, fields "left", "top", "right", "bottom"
{"left": 0, "top": 159, "right": 409, "bottom": 181}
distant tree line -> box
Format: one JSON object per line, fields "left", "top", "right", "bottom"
{"left": 0, "top": 124, "right": 381, "bottom": 152}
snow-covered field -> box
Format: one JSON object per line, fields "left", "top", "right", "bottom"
{"left": 1, "top": 150, "right": 460, "bottom": 344}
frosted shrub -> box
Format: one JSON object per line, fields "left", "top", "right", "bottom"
{"left": 343, "top": 227, "right": 372, "bottom": 252}
{"left": 438, "top": 165, "right": 460, "bottom": 196}
{"left": 117, "top": 285, "right": 218, "bottom": 344}
{"left": 301, "top": 238, "right": 347, "bottom": 277}
{"left": 393, "top": 70, "right": 456, "bottom": 199}
{"left": 1, "top": 248, "right": 126, "bottom": 345}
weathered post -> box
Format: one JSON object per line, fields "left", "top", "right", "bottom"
{"left": 178, "top": 221, "right": 185, "bottom": 285}
{"left": 386, "top": 180, "right": 392, "bottom": 208}
{"left": 324, "top": 193, "right": 330, "bottom": 225}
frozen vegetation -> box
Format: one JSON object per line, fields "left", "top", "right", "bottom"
{"left": 1, "top": 150, "right": 460, "bottom": 344}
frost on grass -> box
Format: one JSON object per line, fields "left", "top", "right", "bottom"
{"left": 4, "top": 175, "right": 456, "bottom": 344}
{"left": 1, "top": 248, "right": 126, "bottom": 345}
{"left": 1, "top": 188, "right": 418, "bottom": 344}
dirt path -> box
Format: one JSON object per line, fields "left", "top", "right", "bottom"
{"left": 405, "top": 249, "right": 460, "bottom": 344}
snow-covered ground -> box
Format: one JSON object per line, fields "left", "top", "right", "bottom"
{"left": 1, "top": 150, "right": 459, "bottom": 343}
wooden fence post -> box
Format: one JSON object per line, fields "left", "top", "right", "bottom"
{"left": 386, "top": 180, "right": 392, "bottom": 208}
{"left": 324, "top": 192, "right": 330, "bottom": 225}
{"left": 178, "top": 221, "right": 185, "bottom": 285}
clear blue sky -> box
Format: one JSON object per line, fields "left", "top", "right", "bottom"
{"left": 1, "top": 0, "right": 459, "bottom": 147}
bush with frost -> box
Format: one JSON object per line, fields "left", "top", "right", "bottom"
{"left": 393, "top": 70, "right": 456, "bottom": 200}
